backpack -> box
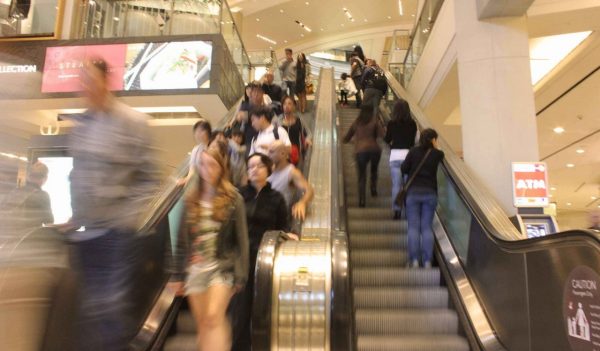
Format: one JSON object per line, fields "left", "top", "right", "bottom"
{"left": 368, "top": 67, "right": 388, "bottom": 95}
{"left": 251, "top": 126, "right": 279, "bottom": 152}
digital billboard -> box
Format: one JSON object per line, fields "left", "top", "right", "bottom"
{"left": 41, "top": 40, "right": 212, "bottom": 93}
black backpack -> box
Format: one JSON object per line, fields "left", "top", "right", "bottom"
{"left": 368, "top": 67, "right": 388, "bottom": 95}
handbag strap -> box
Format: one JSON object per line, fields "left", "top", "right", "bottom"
{"left": 404, "top": 148, "right": 433, "bottom": 190}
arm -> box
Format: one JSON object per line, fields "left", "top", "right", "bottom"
{"left": 343, "top": 122, "right": 356, "bottom": 143}
{"left": 299, "top": 115, "right": 312, "bottom": 145}
{"left": 377, "top": 119, "right": 385, "bottom": 138}
{"left": 232, "top": 194, "right": 249, "bottom": 288}
{"left": 168, "top": 200, "right": 189, "bottom": 281}
{"left": 290, "top": 168, "right": 314, "bottom": 221}
{"left": 384, "top": 122, "right": 392, "bottom": 145}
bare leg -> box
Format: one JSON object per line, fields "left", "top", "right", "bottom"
{"left": 188, "top": 284, "right": 235, "bottom": 351}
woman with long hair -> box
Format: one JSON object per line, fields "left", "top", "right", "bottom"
{"left": 274, "top": 95, "right": 313, "bottom": 168}
{"left": 401, "top": 128, "right": 445, "bottom": 268}
{"left": 171, "top": 148, "right": 249, "bottom": 351}
{"left": 385, "top": 99, "right": 417, "bottom": 219}
{"left": 295, "top": 53, "right": 311, "bottom": 113}
{"left": 343, "top": 104, "right": 385, "bottom": 207}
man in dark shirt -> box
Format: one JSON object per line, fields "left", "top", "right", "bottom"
{"left": 1, "top": 161, "right": 54, "bottom": 230}
{"left": 262, "top": 72, "right": 283, "bottom": 107}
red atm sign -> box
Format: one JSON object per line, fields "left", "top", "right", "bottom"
{"left": 512, "top": 162, "right": 549, "bottom": 207}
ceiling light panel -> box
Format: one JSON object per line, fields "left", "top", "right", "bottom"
{"left": 256, "top": 34, "right": 277, "bottom": 45}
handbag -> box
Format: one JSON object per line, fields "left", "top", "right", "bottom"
{"left": 394, "top": 149, "right": 433, "bottom": 208}
{"left": 306, "top": 82, "right": 314, "bottom": 95}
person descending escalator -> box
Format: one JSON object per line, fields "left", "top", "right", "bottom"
{"left": 169, "top": 148, "right": 249, "bottom": 351}
{"left": 384, "top": 99, "right": 417, "bottom": 220}
{"left": 343, "top": 104, "right": 385, "bottom": 207}
{"left": 273, "top": 95, "right": 313, "bottom": 169}
{"left": 401, "top": 128, "right": 445, "bottom": 268}
{"left": 295, "top": 53, "right": 311, "bottom": 114}
{"left": 231, "top": 153, "right": 290, "bottom": 351}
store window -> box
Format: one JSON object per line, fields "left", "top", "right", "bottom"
{"left": 0, "top": 0, "right": 62, "bottom": 38}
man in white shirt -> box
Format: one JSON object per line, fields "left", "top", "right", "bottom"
{"left": 249, "top": 106, "right": 291, "bottom": 155}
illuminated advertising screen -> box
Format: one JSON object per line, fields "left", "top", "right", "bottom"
{"left": 38, "top": 156, "right": 73, "bottom": 225}
{"left": 41, "top": 40, "right": 212, "bottom": 93}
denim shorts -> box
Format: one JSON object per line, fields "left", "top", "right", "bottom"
{"left": 185, "top": 262, "right": 234, "bottom": 295}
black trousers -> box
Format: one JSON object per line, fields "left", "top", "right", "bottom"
{"left": 355, "top": 151, "right": 381, "bottom": 204}
{"left": 229, "top": 251, "right": 257, "bottom": 351}
{"left": 352, "top": 77, "right": 362, "bottom": 107}
{"left": 340, "top": 90, "right": 348, "bottom": 103}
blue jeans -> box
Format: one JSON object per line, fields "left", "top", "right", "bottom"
{"left": 389, "top": 159, "right": 405, "bottom": 211}
{"left": 74, "top": 229, "right": 135, "bottom": 351}
{"left": 406, "top": 187, "right": 437, "bottom": 264}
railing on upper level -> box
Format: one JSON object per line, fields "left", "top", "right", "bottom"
{"left": 75, "top": 0, "right": 250, "bottom": 83}
{"left": 401, "top": 0, "right": 444, "bottom": 87}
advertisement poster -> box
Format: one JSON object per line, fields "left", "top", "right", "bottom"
{"left": 42, "top": 40, "right": 212, "bottom": 93}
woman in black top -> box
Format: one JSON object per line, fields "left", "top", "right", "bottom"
{"left": 231, "top": 153, "right": 289, "bottom": 351}
{"left": 401, "top": 128, "right": 444, "bottom": 268}
{"left": 275, "top": 96, "right": 313, "bottom": 168}
{"left": 385, "top": 99, "right": 417, "bottom": 219}
{"left": 295, "top": 53, "right": 311, "bottom": 113}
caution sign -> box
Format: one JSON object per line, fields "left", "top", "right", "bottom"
{"left": 563, "top": 266, "right": 600, "bottom": 351}
{"left": 512, "top": 162, "right": 549, "bottom": 207}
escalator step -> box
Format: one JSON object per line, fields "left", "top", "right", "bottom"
{"left": 351, "top": 249, "right": 407, "bottom": 267}
{"left": 175, "top": 311, "right": 196, "bottom": 334}
{"left": 347, "top": 207, "right": 395, "bottom": 219}
{"left": 354, "top": 287, "right": 448, "bottom": 309}
{"left": 348, "top": 219, "right": 404, "bottom": 233}
{"left": 357, "top": 335, "right": 470, "bottom": 351}
{"left": 164, "top": 334, "right": 197, "bottom": 351}
{"left": 352, "top": 267, "right": 440, "bottom": 287}
{"left": 355, "top": 309, "right": 459, "bottom": 335}
{"left": 346, "top": 196, "right": 394, "bottom": 207}
{"left": 350, "top": 233, "right": 407, "bottom": 249}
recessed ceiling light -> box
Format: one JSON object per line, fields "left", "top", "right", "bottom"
{"left": 411, "top": 14, "right": 415, "bottom": 17}
{"left": 320, "top": 28, "right": 324, "bottom": 31}
{"left": 341, "top": 23, "right": 345, "bottom": 27}
{"left": 256, "top": 18, "right": 260, "bottom": 22}
{"left": 576, "top": 148, "right": 585, "bottom": 154}
{"left": 305, "top": 1, "right": 309, "bottom": 4}
{"left": 551, "top": 187, "right": 557, "bottom": 191}
{"left": 300, "top": 33, "right": 304, "bottom": 37}
{"left": 553, "top": 126, "right": 565, "bottom": 134}
{"left": 549, "top": 194, "right": 554, "bottom": 198}
{"left": 387, "top": 16, "right": 392, "bottom": 19}
{"left": 566, "top": 163, "right": 575, "bottom": 168}
{"left": 566, "top": 202, "right": 572, "bottom": 206}
{"left": 280, "top": 9, "right": 284, "bottom": 13}
{"left": 284, "top": 40, "right": 288, "bottom": 43}
{"left": 364, "top": 19, "right": 368, "bottom": 22}
{"left": 592, "top": 196, "right": 598, "bottom": 200}
{"left": 256, "top": 34, "right": 277, "bottom": 45}
{"left": 113, "top": 17, "right": 120, "bottom": 21}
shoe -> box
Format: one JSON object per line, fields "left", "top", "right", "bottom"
{"left": 407, "top": 259, "right": 419, "bottom": 268}
{"left": 393, "top": 211, "right": 401, "bottom": 220}
{"left": 370, "top": 185, "right": 377, "bottom": 197}
{"left": 423, "top": 261, "right": 432, "bottom": 268}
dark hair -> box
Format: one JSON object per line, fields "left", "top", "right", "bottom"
{"left": 247, "top": 152, "right": 273, "bottom": 176}
{"left": 249, "top": 81, "right": 264, "bottom": 92}
{"left": 353, "top": 45, "right": 366, "bottom": 62}
{"left": 231, "top": 129, "right": 244, "bottom": 137}
{"left": 211, "top": 130, "right": 225, "bottom": 140}
{"left": 419, "top": 128, "right": 438, "bottom": 149}
{"left": 392, "top": 99, "right": 412, "bottom": 124}
{"left": 356, "top": 104, "right": 375, "bottom": 125}
{"left": 285, "top": 48, "right": 293, "bottom": 54}
{"left": 250, "top": 106, "right": 274, "bottom": 122}
{"left": 244, "top": 83, "right": 252, "bottom": 102}
{"left": 87, "top": 58, "right": 109, "bottom": 80}
{"left": 281, "top": 95, "right": 296, "bottom": 106}
{"left": 193, "top": 119, "right": 212, "bottom": 135}
{"left": 341, "top": 73, "right": 348, "bottom": 80}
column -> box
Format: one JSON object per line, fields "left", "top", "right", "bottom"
{"left": 454, "top": 0, "right": 539, "bottom": 215}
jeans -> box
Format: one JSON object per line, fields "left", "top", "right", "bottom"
{"left": 74, "top": 229, "right": 135, "bottom": 351}
{"left": 355, "top": 151, "right": 382, "bottom": 204}
{"left": 389, "top": 159, "right": 405, "bottom": 211}
{"left": 406, "top": 187, "right": 437, "bottom": 264}
{"left": 283, "top": 80, "right": 296, "bottom": 98}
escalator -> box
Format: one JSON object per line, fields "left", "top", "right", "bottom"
{"left": 263, "top": 67, "right": 599, "bottom": 351}
{"left": 340, "top": 107, "right": 469, "bottom": 351}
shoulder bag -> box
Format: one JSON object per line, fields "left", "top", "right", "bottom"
{"left": 394, "top": 148, "right": 433, "bottom": 208}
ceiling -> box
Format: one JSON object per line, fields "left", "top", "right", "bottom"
{"left": 231, "top": 0, "right": 418, "bottom": 52}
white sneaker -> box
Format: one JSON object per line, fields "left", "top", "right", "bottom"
{"left": 423, "top": 261, "right": 432, "bottom": 268}
{"left": 407, "top": 259, "right": 419, "bottom": 268}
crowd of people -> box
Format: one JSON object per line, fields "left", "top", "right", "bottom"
{"left": 340, "top": 46, "right": 445, "bottom": 269}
